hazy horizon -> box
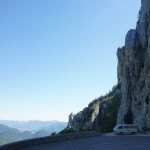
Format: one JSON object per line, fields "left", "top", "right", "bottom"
{"left": 0, "top": 0, "right": 140, "bottom": 121}
{"left": 0, "top": 119, "right": 67, "bottom": 122}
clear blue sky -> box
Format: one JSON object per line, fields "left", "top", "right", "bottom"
{"left": 0, "top": 0, "right": 140, "bottom": 121}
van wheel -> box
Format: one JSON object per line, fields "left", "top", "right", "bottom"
{"left": 131, "top": 132, "right": 135, "bottom": 135}
{"left": 119, "top": 132, "right": 123, "bottom": 135}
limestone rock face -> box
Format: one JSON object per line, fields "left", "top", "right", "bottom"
{"left": 68, "top": 113, "right": 74, "bottom": 127}
{"left": 67, "top": 103, "right": 101, "bottom": 132}
{"left": 140, "top": 0, "right": 150, "bottom": 23}
{"left": 117, "top": 0, "right": 150, "bottom": 130}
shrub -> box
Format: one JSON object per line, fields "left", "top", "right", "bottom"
{"left": 145, "top": 96, "right": 149, "bottom": 105}
{"left": 142, "top": 127, "right": 150, "bottom": 132}
{"left": 59, "top": 128, "right": 75, "bottom": 135}
{"left": 51, "top": 132, "right": 56, "bottom": 136}
{"left": 98, "top": 93, "right": 122, "bottom": 133}
{"left": 138, "top": 101, "right": 142, "bottom": 106}
{"left": 140, "top": 80, "right": 145, "bottom": 89}
{"left": 137, "top": 44, "right": 146, "bottom": 75}
{"left": 123, "top": 109, "right": 133, "bottom": 124}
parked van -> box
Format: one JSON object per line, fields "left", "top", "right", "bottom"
{"left": 113, "top": 124, "right": 137, "bottom": 135}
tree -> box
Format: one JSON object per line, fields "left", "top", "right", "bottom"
{"left": 123, "top": 109, "right": 133, "bottom": 124}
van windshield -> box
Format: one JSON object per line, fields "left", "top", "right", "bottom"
{"left": 114, "top": 126, "right": 123, "bottom": 129}
{"left": 118, "top": 126, "right": 123, "bottom": 129}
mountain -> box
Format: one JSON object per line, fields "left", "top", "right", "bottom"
{"left": 61, "top": 0, "right": 150, "bottom": 134}
{"left": 0, "top": 124, "right": 22, "bottom": 142}
{"left": 0, "top": 124, "right": 51, "bottom": 146}
{"left": 32, "top": 130, "right": 50, "bottom": 138}
{"left": 0, "top": 124, "right": 19, "bottom": 133}
{"left": 0, "top": 135, "right": 11, "bottom": 146}
{"left": 33, "top": 122, "right": 68, "bottom": 133}
{"left": 0, "top": 120, "right": 67, "bottom": 133}
{"left": 0, "top": 120, "right": 67, "bottom": 145}
{"left": 21, "top": 131, "right": 33, "bottom": 139}
{"left": 0, "top": 124, "right": 24, "bottom": 145}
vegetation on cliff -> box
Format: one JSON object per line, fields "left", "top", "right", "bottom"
{"left": 60, "top": 88, "right": 121, "bottom": 134}
{"left": 98, "top": 93, "right": 121, "bottom": 133}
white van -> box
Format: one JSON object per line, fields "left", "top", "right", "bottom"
{"left": 113, "top": 124, "right": 137, "bottom": 135}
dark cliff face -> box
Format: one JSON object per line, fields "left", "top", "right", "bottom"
{"left": 62, "top": 0, "right": 150, "bottom": 133}
{"left": 117, "top": 0, "right": 150, "bottom": 130}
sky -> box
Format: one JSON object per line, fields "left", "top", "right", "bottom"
{"left": 0, "top": 0, "right": 141, "bottom": 122}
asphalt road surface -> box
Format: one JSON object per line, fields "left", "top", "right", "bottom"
{"left": 21, "top": 135, "right": 150, "bottom": 150}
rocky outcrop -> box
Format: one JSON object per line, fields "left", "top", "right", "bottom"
{"left": 61, "top": 88, "right": 121, "bottom": 133}
{"left": 66, "top": 99, "right": 101, "bottom": 132}
{"left": 117, "top": 0, "right": 150, "bottom": 131}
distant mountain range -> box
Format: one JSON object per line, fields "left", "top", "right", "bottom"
{"left": 0, "top": 120, "right": 67, "bottom": 132}
{"left": 0, "top": 120, "right": 67, "bottom": 146}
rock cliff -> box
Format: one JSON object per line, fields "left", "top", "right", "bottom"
{"left": 117, "top": 0, "right": 150, "bottom": 131}
{"left": 61, "top": 0, "right": 150, "bottom": 133}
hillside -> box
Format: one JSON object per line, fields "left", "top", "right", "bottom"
{"left": 60, "top": 88, "right": 121, "bottom": 134}
{"left": 0, "top": 120, "right": 67, "bottom": 146}
{"left": 61, "top": 0, "right": 150, "bottom": 133}
{"left": 0, "top": 135, "right": 10, "bottom": 146}
{"left": 0, "top": 124, "right": 51, "bottom": 146}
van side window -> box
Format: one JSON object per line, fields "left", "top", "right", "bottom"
{"left": 130, "top": 126, "right": 134, "bottom": 129}
{"left": 119, "top": 126, "right": 123, "bottom": 129}
{"left": 124, "top": 126, "right": 129, "bottom": 129}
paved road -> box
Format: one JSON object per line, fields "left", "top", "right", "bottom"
{"left": 21, "top": 135, "right": 150, "bottom": 150}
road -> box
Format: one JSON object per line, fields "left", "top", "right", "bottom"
{"left": 21, "top": 135, "right": 150, "bottom": 150}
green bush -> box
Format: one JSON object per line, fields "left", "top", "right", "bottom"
{"left": 138, "top": 101, "right": 142, "bottom": 106}
{"left": 98, "top": 93, "right": 122, "bottom": 133}
{"left": 137, "top": 44, "right": 147, "bottom": 75}
{"left": 51, "top": 132, "right": 56, "bottom": 136}
{"left": 59, "top": 128, "right": 75, "bottom": 135}
{"left": 142, "top": 127, "right": 150, "bottom": 132}
{"left": 140, "top": 80, "right": 145, "bottom": 89}
{"left": 145, "top": 96, "right": 149, "bottom": 105}
{"left": 123, "top": 109, "right": 133, "bottom": 124}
